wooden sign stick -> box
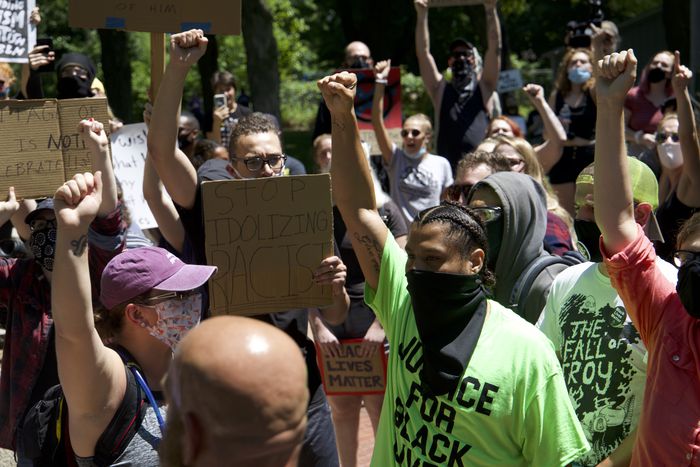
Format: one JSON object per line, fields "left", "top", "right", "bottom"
{"left": 150, "top": 33, "right": 166, "bottom": 100}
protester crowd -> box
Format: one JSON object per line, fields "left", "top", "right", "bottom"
{"left": 0, "top": 1, "right": 698, "bottom": 466}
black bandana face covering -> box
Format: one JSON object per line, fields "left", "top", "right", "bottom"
{"left": 406, "top": 269, "right": 487, "bottom": 396}
{"left": 677, "top": 257, "right": 700, "bottom": 319}
{"left": 29, "top": 225, "right": 57, "bottom": 271}
{"left": 574, "top": 219, "right": 602, "bottom": 262}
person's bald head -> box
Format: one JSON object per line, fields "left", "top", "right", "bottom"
{"left": 160, "top": 316, "right": 309, "bottom": 467}
{"left": 344, "top": 41, "right": 373, "bottom": 68}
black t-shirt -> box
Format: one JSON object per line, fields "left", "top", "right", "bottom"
{"left": 437, "top": 83, "right": 490, "bottom": 168}
{"left": 175, "top": 180, "right": 322, "bottom": 394}
{"left": 554, "top": 90, "right": 597, "bottom": 141}
{"left": 655, "top": 190, "right": 698, "bottom": 261}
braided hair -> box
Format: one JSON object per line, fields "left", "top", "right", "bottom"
{"left": 415, "top": 200, "right": 496, "bottom": 287}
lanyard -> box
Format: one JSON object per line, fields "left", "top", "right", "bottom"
{"left": 127, "top": 364, "right": 166, "bottom": 433}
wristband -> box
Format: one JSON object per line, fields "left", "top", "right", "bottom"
{"left": 375, "top": 79, "right": 388, "bottom": 85}
{"left": 634, "top": 130, "right": 643, "bottom": 144}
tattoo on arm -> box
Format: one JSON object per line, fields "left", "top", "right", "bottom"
{"left": 70, "top": 235, "right": 88, "bottom": 256}
{"left": 353, "top": 233, "right": 382, "bottom": 274}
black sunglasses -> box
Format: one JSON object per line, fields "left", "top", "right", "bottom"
{"left": 401, "top": 129, "right": 421, "bottom": 138}
{"left": 452, "top": 51, "right": 473, "bottom": 60}
{"left": 445, "top": 184, "right": 473, "bottom": 202}
{"left": 656, "top": 132, "right": 680, "bottom": 144}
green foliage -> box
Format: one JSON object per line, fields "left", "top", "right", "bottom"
{"left": 400, "top": 69, "right": 433, "bottom": 121}
{"left": 267, "top": 0, "right": 318, "bottom": 80}
{"left": 280, "top": 79, "right": 319, "bottom": 130}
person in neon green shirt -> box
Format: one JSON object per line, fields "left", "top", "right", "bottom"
{"left": 317, "top": 68, "right": 590, "bottom": 467}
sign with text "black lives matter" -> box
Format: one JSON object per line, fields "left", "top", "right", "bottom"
{"left": 202, "top": 174, "right": 333, "bottom": 316}
{"left": 0, "top": 98, "right": 111, "bottom": 198}
{"left": 316, "top": 339, "right": 387, "bottom": 396}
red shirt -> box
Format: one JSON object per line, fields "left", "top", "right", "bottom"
{"left": 603, "top": 225, "right": 700, "bottom": 466}
{"left": 624, "top": 86, "right": 669, "bottom": 134}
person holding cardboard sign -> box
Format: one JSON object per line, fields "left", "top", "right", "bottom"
{"left": 148, "top": 29, "right": 349, "bottom": 467}
{"left": 319, "top": 70, "right": 590, "bottom": 466}
{"left": 414, "top": 0, "right": 501, "bottom": 169}
{"left": 0, "top": 119, "right": 126, "bottom": 453}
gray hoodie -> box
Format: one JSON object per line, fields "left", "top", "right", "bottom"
{"left": 471, "top": 172, "right": 568, "bottom": 323}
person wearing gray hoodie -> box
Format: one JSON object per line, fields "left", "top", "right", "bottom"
{"left": 468, "top": 171, "right": 570, "bottom": 323}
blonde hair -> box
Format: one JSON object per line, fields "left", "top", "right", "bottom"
{"left": 0, "top": 63, "right": 16, "bottom": 85}
{"left": 555, "top": 48, "right": 595, "bottom": 96}
{"left": 405, "top": 113, "right": 433, "bottom": 135}
{"left": 656, "top": 112, "right": 679, "bottom": 132}
{"left": 677, "top": 212, "right": 700, "bottom": 249}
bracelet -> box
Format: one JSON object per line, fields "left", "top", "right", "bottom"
{"left": 634, "top": 130, "right": 643, "bottom": 144}
{"left": 375, "top": 79, "right": 388, "bottom": 85}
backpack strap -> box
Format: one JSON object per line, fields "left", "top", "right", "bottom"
{"left": 509, "top": 255, "right": 569, "bottom": 316}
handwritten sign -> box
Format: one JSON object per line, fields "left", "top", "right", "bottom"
{"left": 316, "top": 339, "right": 387, "bottom": 396}
{"left": 0, "top": 0, "right": 35, "bottom": 62}
{"left": 0, "top": 97, "right": 111, "bottom": 198}
{"left": 69, "top": 0, "right": 241, "bottom": 35}
{"left": 202, "top": 174, "right": 333, "bottom": 316}
{"left": 497, "top": 69, "right": 524, "bottom": 94}
{"left": 111, "top": 123, "right": 162, "bottom": 230}
{"left": 428, "top": 0, "right": 482, "bottom": 6}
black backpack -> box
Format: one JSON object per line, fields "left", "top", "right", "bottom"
{"left": 508, "top": 251, "right": 586, "bottom": 319}
{"left": 17, "top": 347, "right": 149, "bottom": 467}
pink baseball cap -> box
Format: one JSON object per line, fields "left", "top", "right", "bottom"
{"left": 100, "top": 247, "right": 217, "bottom": 310}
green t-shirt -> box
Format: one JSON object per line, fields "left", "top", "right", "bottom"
{"left": 365, "top": 234, "right": 590, "bottom": 467}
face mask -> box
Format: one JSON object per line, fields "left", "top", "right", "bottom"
{"left": 406, "top": 269, "right": 487, "bottom": 395}
{"left": 574, "top": 219, "right": 602, "bottom": 262}
{"left": 29, "top": 225, "right": 57, "bottom": 271}
{"left": 145, "top": 294, "right": 202, "bottom": 351}
{"left": 657, "top": 142, "right": 683, "bottom": 169}
{"left": 568, "top": 67, "right": 592, "bottom": 84}
{"left": 348, "top": 57, "right": 369, "bottom": 69}
{"left": 57, "top": 76, "right": 93, "bottom": 99}
{"left": 647, "top": 67, "right": 667, "bottom": 84}
{"left": 177, "top": 133, "right": 193, "bottom": 150}
{"left": 451, "top": 59, "right": 474, "bottom": 84}
{"left": 484, "top": 217, "right": 504, "bottom": 270}
{"left": 676, "top": 258, "right": 700, "bottom": 319}
{"left": 404, "top": 146, "right": 427, "bottom": 160}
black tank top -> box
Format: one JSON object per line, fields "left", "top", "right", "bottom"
{"left": 555, "top": 90, "right": 596, "bottom": 141}
{"left": 437, "top": 83, "right": 489, "bottom": 168}
{"left": 655, "top": 190, "right": 698, "bottom": 261}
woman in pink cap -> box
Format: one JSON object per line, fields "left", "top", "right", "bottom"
{"left": 49, "top": 171, "right": 217, "bottom": 466}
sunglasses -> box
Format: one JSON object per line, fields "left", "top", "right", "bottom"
{"left": 672, "top": 250, "right": 700, "bottom": 268}
{"left": 452, "top": 51, "right": 473, "bottom": 60}
{"left": 232, "top": 154, "right": 287, "bottom": 173}
{"left": 471, "top": 206, "right": 502, "bottom": 224}
{"left": 656, "top": 132, "right": 680, "bottom": 143}
{"left": 401, "top": 129, "right": 422, "bottom": 138}
{"left": 29, "top": 218, "right": 57, "bottom": 232}
{"left": 445, "top": 184, "right": 473, "bottom": 202}
{"left": 137, "top": 290, "right": 199, "bottom": 306}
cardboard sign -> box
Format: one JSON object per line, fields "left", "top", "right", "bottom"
{"left": 497, "top": 69, "right": 524, "bottom": 94}
{"left": 0, "top": 0, "right": 35, "bottom": 62}
{"left": 428, "top": 0, "right": 483, "bottom": 6}
{"left": 110, "top": 123, "right": 163, "bottom": 230}
{"left": 202, "top": 174, "right": 333, "bottom": 316}
{"left": 340, "top": 67, "right": 402, "bottom": 131}
{"left": 316, "top": 339, "right": 387, "bottom": 396}
{"left": 0, "top": 97, "right": 111, "bottom": 198}
{"left": 68, "top": 0, "right": 241, "bottom": 35}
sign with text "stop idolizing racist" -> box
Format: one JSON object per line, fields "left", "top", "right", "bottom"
{"left": 202, "top": 174, "right": 334, "bottom": 316}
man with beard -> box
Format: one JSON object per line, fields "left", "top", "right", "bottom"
{"left": 178, "top": 111, "right": 201, "bottom": 162}
{"left": 318, "top": 70, "right": 589, "bottom": 466}
{"left": 160, "top": 316, "right": 309, "bottom": 467}
{"left": 414, "top": 0, "right": 501, "bottom": 168}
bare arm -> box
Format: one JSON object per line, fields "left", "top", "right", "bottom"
{"left": 314, "top": 256, "right": 350, "bottom": 326}
{"left": 371, "top": 60, "right": 395, "bottom": 166}
{"left": 147, "top": 30, "right": 207, "bottom": 210}
{"left": 52, "top": 172, "right": 126, "bottom": 453}
{"left": 479, "top": 0, "right": 502, "bottom": 101}
{"left": 142, "top": 102, "right": 186, "bottom": 253}
{"left": 414, "top": 0, "right": 443, "bottom": 104}
{"left": 9, "top": 196, "right": 35, "bottom": 241}
{"left": 594, "top": 50, "right": 640, "bottom": 255}
{"left": 671, "top": 51, "right": 700, "bottom": 207}
{"left": 319, "top": 72, "right": 389, "bottom": 290}
{"left": 525, "top": 84, "right": 567, "bottom": 173}
{"left": 596, "top": 427, "right": 636, "bottom": 467}
{"left": 80, "top": 120, "right": 118, "bottom": 217}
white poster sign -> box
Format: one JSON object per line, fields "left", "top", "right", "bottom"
{"left": 497, "top": 69, "right": 524, "bottom": 94}
{"left": 0, "top": 0, "right": 36, "bottom": 63}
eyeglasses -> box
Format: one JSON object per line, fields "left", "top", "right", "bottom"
{"left": 137, "top": 290, "right": 199, "bottom": 306}
{"left": 232, "top": 154, "right": 287, "bottom": 173}
{"left": 445, "top": 184, "right": 473, "bottom": 202}
{"left": 401, "top": 129, "right": 422, "bottom": 138}
{"left": 60, "top": 65, "right": 89, "bottom": 80}
{"left": 29, "top": 218, "right": 57, "bottom": 232}
{"left": 656, "top": 132, "right": 680, "bottom": 143}
{"left": 471, "top": 206, "right": 502, "bottom": 223}
{"left": 672, "top": 250, "right": 700, "bottom": 268}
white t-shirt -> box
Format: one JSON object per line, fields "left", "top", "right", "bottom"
{"left": 386, "top": 144, "right": 453, "bottom": 223}
{"left": 537, "top": 259, "right": 677, "bottom": 465}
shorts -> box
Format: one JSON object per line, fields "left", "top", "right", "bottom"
{"left": 548, "top": 144, "right": 595, "bottom": 184}
{"left": 326, "top": 298, "right": 376, "bottom": 340}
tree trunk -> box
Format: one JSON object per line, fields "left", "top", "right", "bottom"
{"left": 97, "top": 29, "right": 133, "bottom": 122}
{"left": 242, "top": 0, "right": 281, "bottom": 120}
{"left": 197, "top": 35, "right": 219, "bottom": 133}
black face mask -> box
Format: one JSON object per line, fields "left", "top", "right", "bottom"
{"left": 451, "top": 59, "right": 474, "bottom": 83}
{"left": 676, "top": 257, "right": 700, "bottom": 319}
{"left": 406, "top": 269, "right": 487, "bottom": 396}
{"left": 647, "top": 67, "right": 667, "bottom": 84}
{"left": 574, "top": 219, "right": 602, "bottom": 262}
{"left": 178, "top": 132, "right": 194, "bottom": 150}
{"left": 484, "top": 217, "right": 503, "bottom": 270}
{"left": 57, "top": 76, "right": 93, "bottom": 99}
{"left": 29, "top": 226, "right": 57, "bottom": 271}
{"left": 348, "top": 57, "right": 369, "bottom": 69}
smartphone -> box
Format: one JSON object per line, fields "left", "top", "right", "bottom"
{"left": 213, "top": 93, "right": 227, "bottom": 109}
{"left": 35, "top": 38, "right": 54, "bottom": 73}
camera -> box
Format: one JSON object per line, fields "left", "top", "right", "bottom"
{"left": 566, "top": 0, "right": 604, "bottom": 48}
